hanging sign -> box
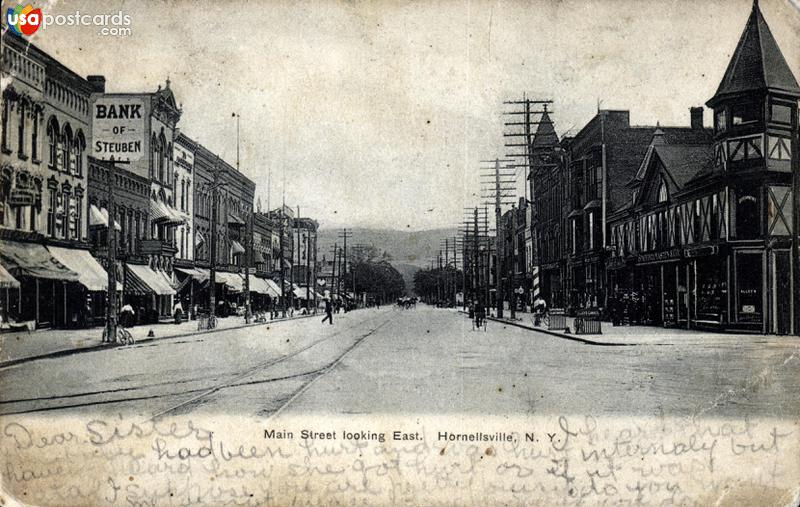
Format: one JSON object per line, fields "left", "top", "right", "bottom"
{"left": 92, "top": 96, "right": 145, "bottom": 161}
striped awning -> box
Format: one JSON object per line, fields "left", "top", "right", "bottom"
{"left": 151, "top": 200, "right": 185, "bottom": 225}
{"left": 0, "top": 264, "right": 20, "bottom": 289}
{"left": 126, "top": 263, "right": 176, "bottom": 296}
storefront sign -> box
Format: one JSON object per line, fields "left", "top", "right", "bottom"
{"left": 684, "top": 245, "right": 718, "bottom": 258}
{"left": 92, "top": 96, "right": 145, "bottom": 162}
{"left": 636, "top": 248, "right": 682, "bottom": 265}
{"left": 8, "top": 189, "right": 34, "bottom": 207}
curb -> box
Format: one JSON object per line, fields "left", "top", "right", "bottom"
{"left": 484, "top": 316, "right": 635, "bottom": 346}
{"left": 0, "top": 313, "right": 318, "bottom": 369}
{"left": 457, "top": 309, "right": 633, "bottom": 346}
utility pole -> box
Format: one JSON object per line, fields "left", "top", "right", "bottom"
{"left": 473, "top": 208, "right": 479, "bottom": 304}
{"left": 210, "top": 156, "right": 221, "bottom": 319}
{"left": 105, "top": 156, "right": 118, "bottom": 342}
{"left": 312, "top": 230, "right": 318, "bottom": 313}
{"left": 504, "top": 96, "right": 554, "bottom": 315}
{"left": 510, "top": 203, "right": 517, "bottom": 320}
{"left": 244, "top": 210, "right": 251, "bottom": 323}
{"left": 279, "top": 207, "right": 286, "bottom": 317}
{"left": 338, "top": 228, "right": 352, "bottom": 302}
{"left": 481, "top": 159, "right": 516, "bottom": 318}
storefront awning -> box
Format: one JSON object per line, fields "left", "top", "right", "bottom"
{"left": 151, "top": 200, "right": 185, "bottom": 226}
{"left": 89, "top": 205, "right": 122, "bottom": 230}
{"left": 0, "top": 240, "right": 79, "bottom": 281}
{"left": 583, "top": 199, "right": 601, "bottom": 210}
{"left": 228, "top": 213, "right": 244, "bottom": 226}
{"left": 231, "top": 240, "right": 245, "bottom": 255}
{"left": 214, "top": 271, "right": 244, "bottom": 292}
{"left": 47, "top": 246, "right": 120, "bottom": 292}
{"left": 292, "top": 285, "right": 310, "bottom": 299}
{"left": 0, "top": 264, "right": 20, "bottom": 289}
{"left": 175, "top": 267, "right": 210, "bottom": 283}
{"left": 263, "top": 278, "right": 283, "bottom": 297}
{"left": 126, "top": 263, "right": 176, "bottom": 296}
{"left": 246, "top": 275, "right": 272, "bottom": 295}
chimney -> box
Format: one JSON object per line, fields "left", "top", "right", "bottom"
{"left": 87, "top": 75, "right": 106, "bottom": 93}
{"left": 690, "top": 107, "right": 704, "bottom": 129}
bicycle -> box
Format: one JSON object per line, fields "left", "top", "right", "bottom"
{"left": 531, "top": 309, "right": 549, "bottom": 328}
{"left": 102, "top": 325, "right": 135, "bottom": 345}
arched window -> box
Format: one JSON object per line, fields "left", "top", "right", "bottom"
{"left": 17, "top": 99, "right": 26, "bottom": 156}
{"left": 47, "top": 117, "right": 59, "bottom": 169}
{"left": 166, "top": 143, "right": 173, "bottom": 185}
{"left": 1, "top": 95, "right": 9, "bottom": 152}
{"left": 62, "top": 123, "right": 73, "bottom": 174}
{"left": 74, "top": 130, "right": 85, "bottom": 176}
{"left": 157, "top": 134, "right": 166, "bottom": 183}
{"left": 658, "top": 180, "right": 668, "bottom": 203}
{"left": 31, "top": 107, "right": 39, "bottom": 161}
{"left": 150, "top": 134, "right": 157, "bottom": 179}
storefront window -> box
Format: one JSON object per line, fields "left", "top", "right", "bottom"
{"left": 736, "top": 252, "right": 762, "bottom": 323}
{"left": 697, "top": 257, "right": 727, "bottom": 322}
{"left": 735, "top": 191, "right": 760, "bottom": 239}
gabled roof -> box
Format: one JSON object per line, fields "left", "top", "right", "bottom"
{"left": 654, "top": 145, "right": 714, "bottom": 193}
{"left": 629, "top": 143, "right": 713, "bottom": 207}
{"left": 708, "top": 0, "right": 800, "bottom": 106}
{"left": 532, "top": 111, "right": 559, "bottom": 150}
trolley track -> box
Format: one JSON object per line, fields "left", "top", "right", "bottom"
{"left": 0, "top": 309, "right": 397, "bottom": 417}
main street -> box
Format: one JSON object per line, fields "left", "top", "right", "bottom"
{"left": 1, "top": 305, "right": 797, "bottom": 421}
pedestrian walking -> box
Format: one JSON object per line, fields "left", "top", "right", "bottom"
{"left": 120, "top": 304, "right": 135, "bottom": 328}
{"left": 173, "top": 300, "right": 184, "bottom": 324}
{"left": 322, "top": 298, "right": 333, "bottom": 325}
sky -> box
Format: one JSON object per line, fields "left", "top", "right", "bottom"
{"left": 11, "top": 0, "right": 800, "bottom": 231}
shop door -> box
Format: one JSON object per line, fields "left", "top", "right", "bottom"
{"left": 772, "top": 251, "right": 791, "bottom": 335}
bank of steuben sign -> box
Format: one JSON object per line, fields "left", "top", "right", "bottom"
{"left": 92, "top": 96, "right": 145, "bottom": 162}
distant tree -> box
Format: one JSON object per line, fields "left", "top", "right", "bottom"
{"left": 345, "top": 257, "right": 405, "bottom": 302}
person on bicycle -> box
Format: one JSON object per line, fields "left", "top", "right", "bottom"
{"left": 533, "top": 296, "right": 547, "bottom": 326}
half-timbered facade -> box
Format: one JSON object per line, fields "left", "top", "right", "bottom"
{"left": 607, "top": 0, "right": 800, "bottom": 334}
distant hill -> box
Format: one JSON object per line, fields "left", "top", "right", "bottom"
{"left": 316, "top": 227, "right": 459, "bottom": 268}
{"left": 315, "top": 227, "right": 459, "bottom": 296}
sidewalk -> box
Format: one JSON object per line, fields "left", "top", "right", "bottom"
{"left": 0, "top": 312, "right": 317, "bottom": 368}
{"left": 459, "top": 309, "right": 796, "bottom": 347}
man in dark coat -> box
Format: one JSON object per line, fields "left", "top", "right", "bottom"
{"left": 322, "top": 298, "right": 333, "bottom": 325}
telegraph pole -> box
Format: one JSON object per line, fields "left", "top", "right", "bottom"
{"left": 279, "top": 208, "right": 286, "bottom": 317}
{"left": 480, "top": 158, "right": 515, "bottom": 318}
{"left": 510, "top": 203, "right": 517, "bottom": 319}
{"left": 210, "top": 157, "right": 221, "bottom": 319}
{"left": 244, "top": 210, "right": 251, "bottom": 323}
{"left": 105, "top": 156, "right": 118, "bottom": 342}
{"left": 312, "top": 230, "right": 318, "bottom": 313}
{"left": 338, "top": 228, "right": 352, "bottom": 303}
